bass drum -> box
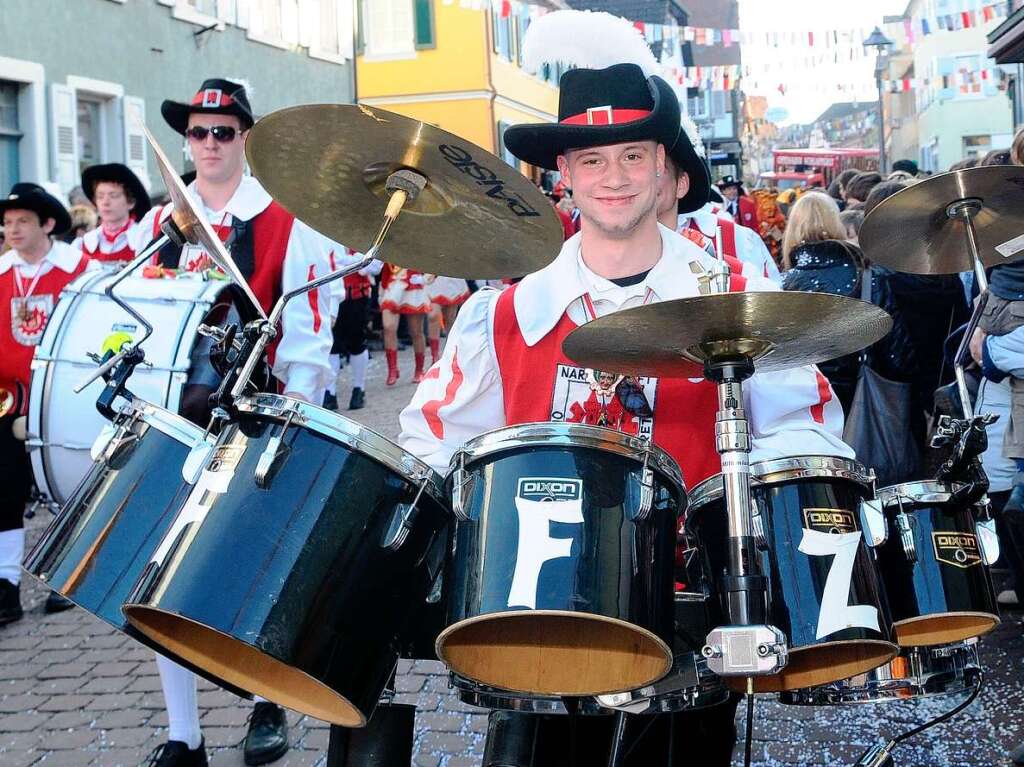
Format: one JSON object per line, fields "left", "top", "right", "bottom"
{"left": 28, "top": 270, "right": 235, "bottom": 504}
{"left": 779, "top": 639, "right": 982, "bottom": 705}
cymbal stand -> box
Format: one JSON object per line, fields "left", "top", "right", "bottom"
{"left": 947, "top": 198, "right": 990, "bottom": 421}
{"left": 223, "top": 170, "right": 428, "bottom": 404}
{"left": 700, "top": 354, "right": 788, "bottom": 679}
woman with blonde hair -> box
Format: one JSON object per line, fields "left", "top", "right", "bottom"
{"left": 780, "top": 191, "right": 850, "bottom": 270}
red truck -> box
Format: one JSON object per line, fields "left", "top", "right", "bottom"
{"left": 759, "top": 148, "right": 880, "bottom": 190}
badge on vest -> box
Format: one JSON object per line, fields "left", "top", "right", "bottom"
{"left": 11, "top": 295, "right": 53, "bottom": 346}
{"left": 549, "top": 364, "right": 657, "bottom": 439}
{"left": 180, "top": 244, "right": 215, "bottom": 273}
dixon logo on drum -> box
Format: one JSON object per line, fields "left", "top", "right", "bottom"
{"left": 517, "top": 478, "right": 582, "bottom": 502}
{"left": 932, "top": 532, "right": 982, "bottom": 568}
{"left": 802, "top": 508, "right": 857, "bottom": 535}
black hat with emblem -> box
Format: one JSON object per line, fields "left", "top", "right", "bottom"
{"left": 161, "top": 78, "right": 255, "bottom": 136}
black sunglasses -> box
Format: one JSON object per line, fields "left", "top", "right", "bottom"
{"left": 185, "top": 125, "right": 238, "bottom": 142}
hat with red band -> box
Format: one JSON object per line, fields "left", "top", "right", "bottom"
{"left": 503, "top": 63, "right": 681, "bottom": 171}
{"left": 161, "top": 78, "right": 255, "bottom": 136}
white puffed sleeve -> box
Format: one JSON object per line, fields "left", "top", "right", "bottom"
{"left": 398, "top": 289, "right": 506, "bottom": 474}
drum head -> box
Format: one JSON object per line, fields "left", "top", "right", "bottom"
{"left": 436, "top": 611, "right": 673, "bottom": 697}
{"left": 893, "top": 613, "right": 999, "bottom": 647}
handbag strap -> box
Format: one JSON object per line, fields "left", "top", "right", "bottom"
{"left": 859, "top": 265, "right": 872, "bottom": 302}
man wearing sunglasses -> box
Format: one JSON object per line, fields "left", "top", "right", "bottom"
{"left": 134, "top": 78, "right": 339, "bottom": 767}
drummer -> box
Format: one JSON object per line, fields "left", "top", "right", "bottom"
{"left": 134, "top": 77, "right": 349, "bottom": 767}
{"left": 398, "top": 61, "right": 852, "bottom": 765}
{"left": 0, "top": 183, "right": 90, "bottom": 627}
{"left": 74, "top": 163, "right": 151, "bottom": 263}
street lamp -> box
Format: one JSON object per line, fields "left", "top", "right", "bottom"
{"left": 864, "top": 26, "right": 893, "bottom": 175}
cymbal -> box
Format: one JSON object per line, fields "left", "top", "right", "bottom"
{"left": 245, "top": 104, "right": 563, "bottom": 280}
{"left": 144, "top": 126, "right": 267, "bottom": 319}
{"left": 562, "top": 291, "right": 892, "bottom": 378}
{"left": 859, "top": 165, "right": 1024, "bottom": 275}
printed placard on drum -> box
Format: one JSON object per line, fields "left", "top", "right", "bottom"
{"left": 932, "top": 532, "right": 982, "bottom": 569}
{"left": 508, "top": 477, "right": 584, "bottom": 610}
{"left": 549, "top": 364, "right": 657, "bottom": 439}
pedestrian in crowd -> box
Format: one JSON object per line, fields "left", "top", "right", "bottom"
{"left": 67, "top": 184, "right": 93, "bottom": 210}
{"left": 426, "top": 274, "right": 470, "bottom": 365}
{"left": 325, "top": 247, "right": 382, "bottom": 411}
{"left": 839, "top": 208, "right": 864, "bottom": 243}
{"left": 833, "top": 168, "right": 861, "bottom": 211}
{"left": 74, "top": 163, "right": 151, "bottom": 263}
{"left": 890, "top": 159, "right": 919, "bottom": 177}
{"left": 862, "top": 180, "right": 907, "bottom": 216}
{"left": 62, "top": 204, "right": 97, "bottom": 244}
{"left": 886, "top": 169, "right": 916, "bottom": 183}
{"left": 716, "top": 175, "right": 758, "bottom": 231}
{"left": 134, "top": 76, "right": 346, "bottom": 767}
{"left": 379, "top": 265, "right": 431, "bottom": 386}
{"left": 842, "top": 171, "right": 882, "bottom": 209}
{"left": 949, "top": 157, "right": 980, "bottom": 171}
{"left": 0, "top": 183, "right": 89, "bottom": 626}
{"left": 780, "top": 192, "right": 867, "bottom": 412}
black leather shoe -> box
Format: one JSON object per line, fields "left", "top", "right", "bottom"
{"left": 244, "top": 702, "right": 289, "bottom": 766}
{"left": 323, "top": 391, "right": 339, "bottom": 411}
{"left": 348, "top": 387, "right": 365, "bottom": 410}
{"left": 0, "top": 579, "right": 23, "bottom": 627}
{"left": 44, "top": 590, "right": 75, "bottom": 614}
{"left": 144, "top": 739, "right": 208, "bottom": 766}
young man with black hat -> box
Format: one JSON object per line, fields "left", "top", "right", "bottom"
{"left": 135, "top": 78, "right": 343, "bottom": 767}
{"left": 717, "top": 175, "right": 758, "bottom": 231}
{"left": 0, "top": 183, "right": 89, "bottom": 626}
{"left": 656, "top": 119, "right": 780, "bottom": 282}
{"left": 74, "top": 163, "right": 151, "bottom": 263}
{"left": 398, "top": 56, "right": 852, "bottom": 764}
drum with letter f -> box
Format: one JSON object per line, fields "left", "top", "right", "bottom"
{"left": 686, "top": 456, "right": 897, "bottom": 692}
{"left": 437, "top": 423, "right": 685, "bottom": 698}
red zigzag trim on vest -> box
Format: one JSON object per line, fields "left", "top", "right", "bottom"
{"left": 422, "top": 350, "right": 463, "bottom": 439}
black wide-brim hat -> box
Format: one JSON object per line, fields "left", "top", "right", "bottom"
{"left": 673, "top": 134, "right": 711, "bottom": 215}
{"left": 162, "top": 78, "right": 255, "bottom": 136}
{"left": 0, "top": 182, "right": 71, "bottom": 235}
{"left": 717, "top": 175, "right": 746, "bottom": 195}
{"left": 81, "top": 163, "right": 152, "bottom": 219}
{"left": 504, "top": 63, "right": 681, "bottom": 170}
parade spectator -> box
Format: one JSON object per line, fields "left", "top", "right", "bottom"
{"left": 862, "top": 181, "right": 907, "bottom": 216}
{"left": 949, "top": 157, "right": 980, "bottom": 171}
{"left": 834, "top": 168, "right": 860, "bottom": 206}
{"left": 62, "top": 205, "right": 97, "bottom": 244}
{"left": 843, "top": 171, "right": 882, "bottom": 209}
{"left": 839, "top": 208, "right": 864, "bottom": 243}
{"left": 981, "top": 148, "right": 1012, "bottom": 166}
{"left": 891, "top": 159, "right": 919, "bottom": 176}
{"left": 781, "top": 192, "right": 866, "bottom": 411}
{"left": 66, "top": 185, "right": 93, "bottom": 210}
{"left": 886, "top": 169, "right": 916, "bottom": 183}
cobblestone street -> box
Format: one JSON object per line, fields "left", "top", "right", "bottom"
{"left": 2, "top": 346, "right": 1023, "bottom": 766}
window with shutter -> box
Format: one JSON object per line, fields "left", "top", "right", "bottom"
{"left": 50, "top": 84, "right": 79, "bottom": 194}
{"left": 364, "top": 0, "right": 414, "bottom": 57}
{"left": 122, "top": 96, "right": 149, "bottom": 191}
{"left": 0, "top": 81, "right": 21, "bottom": 190}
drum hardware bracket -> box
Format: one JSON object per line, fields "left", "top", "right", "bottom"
{"left": 254, "top": 410, "right": 296, "bottom": 488}
{"left": 701, "top": 623, "right": 788, "bottom": 676}
{"left": 894, "top": 500, "right": 917, "bottom": 563}
{"left": 383, "top": 471, "right": 430, "bottom": 551}
{"left": 635, "top": 450, "right": 656, "bottom": 520}
{"left": 450, "top": 452, "right": 472, "bottom": 521}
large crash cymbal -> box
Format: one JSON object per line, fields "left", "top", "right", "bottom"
{"left": 246, "top": 104, "right": 563, "bottom": 279}
{"left": 144, "top": 125, "right": 267, "bottom": 319}
{"left": 859, "top": 165, "right": 1024, "bottom": 275}
{"left": 562, "top": 291, "right": 892, "bottom": 378}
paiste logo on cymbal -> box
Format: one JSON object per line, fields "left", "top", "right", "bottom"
{"left": 932, "top": 532, "right": 982, "bottom": 569}
{"left": 802, "top": 508, "right": 857, "bottom": 535}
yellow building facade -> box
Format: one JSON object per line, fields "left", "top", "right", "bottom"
{"left": 356, "top": 0, "right": 561, "bottom": 175}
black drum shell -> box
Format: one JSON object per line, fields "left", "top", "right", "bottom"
{"left": 441, "top": 440, "right": 681, "bottom": 694}
{"left": 874, "top": 488, "right": 998, "bottom": 645}
{"left": 687, "top": 463, "right": 896, "bottom": 692}
{"left": 22, "top": 407, "right": 251, "bottom": 698}
{"left": 123, "top": 412, "right": 450, "bottom": 727}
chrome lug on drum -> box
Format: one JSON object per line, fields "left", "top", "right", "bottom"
{"left": 687, "top": 456, "right": 898, "bottom": 693}
{"left": 873, "top": 481, "right": 999, "bottom": 647}
{"left": 123, "top": 394, "right": 452, "bottom": 728}
{"left": 438, "top": 422, "right": 685, "bottom": 698}
{"left": 702, "top": 624, "right": 788, "bottom": 677}
{"left": 779, "top": 640, "right": 983, "bottom": 705}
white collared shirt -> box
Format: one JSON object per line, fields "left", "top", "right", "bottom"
{"left": 678, "top": 204, "right": 781, "bottom": 283}
{"left": 0, "top": 240, "right": 88, "bottom": 278}
{"left": 399, "top": 225, "right": 852, "bottom": 474}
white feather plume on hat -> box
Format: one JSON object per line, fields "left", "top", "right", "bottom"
{"left": 681, "top": 113, "right": 705, "bottom": 159}
{"left": 522, "top": 10, "right": 659, "bottom": 77}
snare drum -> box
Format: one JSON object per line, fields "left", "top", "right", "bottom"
{"left": 22, "top": 399, "right": 246, "bottom": 696}
{"left": 437, "top": 423, "right": 685, "bottom": 697}
{"left": 123, "top": 394, "right": 451, "bottom": 727}
{"left": 866, "top": 481, "right": 998, "bottom": 646}
{"left": 779, "top": 639, "right": 982, "bottom": 705}
{"left": 28, "top": 270, "right": 236, "bottom": 503}
{"left": 686, "top": 456, "right": 897, "bottom": 693}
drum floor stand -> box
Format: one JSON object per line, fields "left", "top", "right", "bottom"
{"left": 851, "top": 671, "right": 984, "bottom": 767}
{"left": 700, "top": 356, "right": 788, "bottom": 679}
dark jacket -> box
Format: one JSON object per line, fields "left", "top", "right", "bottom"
{"left": 783, "top": 239, "right": 969, "bottom": 424}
